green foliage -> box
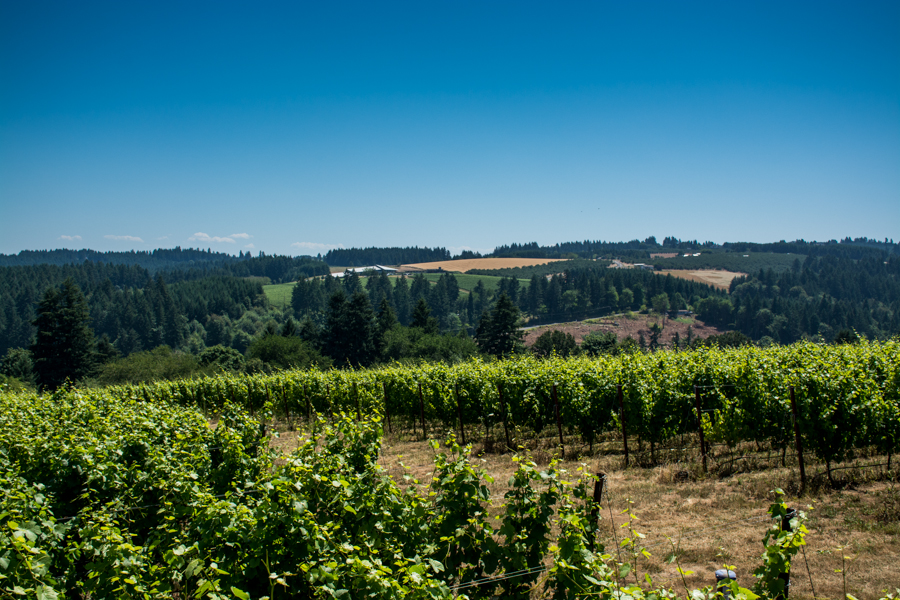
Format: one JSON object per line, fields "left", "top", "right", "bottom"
{"left": 93, "top": 345, "right": 201, "bottom": 385}
{"left": 382, "top": 326, "right": 479, "bottom": 364}
{"left": 246, "top": 334, "right": 332, "bottom": 371}
{"left": 531, "top": 330, "right": 579, "bottom": 358}
{"left": 476, "top": 293, "right": 524, "bottom": 357}
{"left": 582, "top": 330, "right": 620, "bottom": 356}
{"left": 31, "top": 278, "right": 97, "bottom": 390}
{"left": 753, "top": 490, "right": 809, "bottom": 598}
{"left": 1, "top": 348, "right": 34, "bottom": 386}
{"left": 197, "top": 344, "right": 246, "bottom": 371}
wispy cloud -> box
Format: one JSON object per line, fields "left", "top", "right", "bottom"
{"left": 58, "top": 235, "right": 82, "bottom": 241}
{"left": 105, "top": 234, "right": 144, "bottom": 243}
{"left": 244, "top": 243, "right": 255, "bottom": 249}
{"left": 230, "top": 233, "right": 252, "bottom": 240}
{"left": 189, "top": 232, "right": 236, "bottom": 244}
{"left": 291, "top": 241, "right": 343, "bottom": 253}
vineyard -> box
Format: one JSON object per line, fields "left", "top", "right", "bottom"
{"left": 113, "top": 341, "right": 900, "bottom": 475}
{"left": 2, "top": 341, "right": 899, "bottom": 599}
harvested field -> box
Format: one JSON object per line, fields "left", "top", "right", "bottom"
{"left": 523, "top": 313, "right": 725, "bottom": 348}
{"left": 401, "top": 257, "right": 567, "bottom": 273}
{"left": 269, "top": 423, "right": 900, "bottom": 600}
{"left": 658, "top": 269, "right": 747, "bottom": 290}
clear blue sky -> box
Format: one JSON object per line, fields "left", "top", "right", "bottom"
{"left": 1, "top": 1, "right": 898, "bottom": 256}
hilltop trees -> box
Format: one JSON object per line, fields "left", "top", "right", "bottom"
{"left": 31, "top": 278, "right": 97, "bottom": 389}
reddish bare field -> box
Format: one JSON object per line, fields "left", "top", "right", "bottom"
{"left": 523, "top": 314, "right": 725, "bottom": 348}
{"left": 401, "top": 257, "right": 567, "bottom": 273}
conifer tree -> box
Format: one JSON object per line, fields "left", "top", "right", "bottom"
{"left": 31, "top": 278, "right": 97, "bottom": 390}
{"left": 475, "top": 293, "right": 523, "bottom": 356}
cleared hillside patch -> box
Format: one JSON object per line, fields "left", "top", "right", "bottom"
{"left": 402, "top": 257, "right": 567, "bottom": 272}
{"left": 657, "top": 269, "right": 747, "bottom": 290}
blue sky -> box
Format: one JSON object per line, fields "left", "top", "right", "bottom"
{"left": 1, "top": 1, "right": 898, "bottom": 256}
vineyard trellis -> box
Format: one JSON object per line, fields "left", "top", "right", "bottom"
{"left": 112, "top": 340, "right": 900, "bottom": 470}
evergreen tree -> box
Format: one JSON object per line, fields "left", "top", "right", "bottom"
{"left": 394, "top": 276, "right": 412, "bottom": 326}
{"left": 325, "top": 291, "right": 376, "bottom": 367}
{"left": 411, "top": 298, "right": 439, "bottom": 334}
{"left": 475, "top": 293, "right": 523, "bottom": 356}
{"left": 31, "top": 278, "right": 97, "bottom": 389}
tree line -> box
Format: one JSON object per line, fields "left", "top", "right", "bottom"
{"left": 323, "top": 246, "right": 451, "bottom": 266}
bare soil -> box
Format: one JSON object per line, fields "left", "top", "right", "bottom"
{"left": 522, "top": 314, "right": 726, "bottom": 348}
{"left": 400, "top": 257, "right": 568, "bottom": 273}
{"left": 658, "top": 269, "right": 747, "bottom": 291}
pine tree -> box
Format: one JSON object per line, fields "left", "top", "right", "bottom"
{"left": 31, "top": 278, "right": 97, "bottom": 390}
{"left": 411, "top": 298, "right": 439, "bottom": 334}
{"left": 475, "top": 293, "right": 523, "bottom": 356}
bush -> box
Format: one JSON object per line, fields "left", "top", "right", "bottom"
{"left": 581, "top": 331, "right": 619, "bottom": 356}
{"left": 531, "top": 330, "right": 579, "bottom": 358}
{"left": 198, "top": 344, "right": 245, "bottom": 372}
{"left": 246, "top": 335, "right": 332, "bottom": 370}
{"left": 93, "top": 346, "right": 200, "bottom": 385}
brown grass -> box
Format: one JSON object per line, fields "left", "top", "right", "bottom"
{"left": 658, "top": 270, "right": 747, "bottom": 291}
{"left": 400, "top": 257, "right": 568, "bottom": 273}
{"left": 269, "top": 420, "right": 900, "bottom": 599}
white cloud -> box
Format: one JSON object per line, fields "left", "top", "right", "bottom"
{"left": 189, "top": 232, "right": 236, "bottom": 244}
{"left": 105, "top": 235, "right": 144, "bottom": 243}
{"left": 58, "top": 235, "right": 82, "bottom": 241}
{"left": 157, "top": 236, "right": 169, "bottom": 241}
{"left": 291, "top": 241, "right": 343, "bottom": 253}
{"left": 447, "top": 245, "right": 492, "bottom": 256}
{"left": 244, "top": 243, "right": 255, "bottom": 249}
{"left": 230, "top": 233, "right": 252, "bottom": 239}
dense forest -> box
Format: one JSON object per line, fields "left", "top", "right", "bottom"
{"left": 323, "top": 246, "right": 451, "bottom": 266}
{"left": 697, "top": 253, "right": 900, "bottom": 343}
{"left": 1, "top": 237, "right": 897, "bottom": 390}
{"left": 490, "top": 236, "right": 898, "bottom": 262}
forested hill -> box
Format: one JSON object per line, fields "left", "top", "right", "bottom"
{"left": 0, "top": 247, "right": 238, "bottom": 269}
{"left": 0, "top": 247, "right": 330, "bottom": 280}
{"left": 0, "top": 251, "right": 330, "bottom": 357}
{"left": 694, "top": 253, "right": 900, "bottom": 342}
{"left": 490, "top": 237, "right": 898, "bottom": 262}
{"left": 324, "top": 246, "right": 451, "bottom": 266}
{"left": 0, "top": 261, "right": 267, "bottom": 356}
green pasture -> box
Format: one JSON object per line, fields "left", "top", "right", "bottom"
{"left": 263, "top": 282, "right": 296, "bottom": 308}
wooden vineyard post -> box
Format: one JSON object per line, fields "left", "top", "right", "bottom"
{"left": 776, "top": 508, "right": 798, "bottom": 599}
{"left": 618, "top": 384, "right": 629, "bottom": 468}
{"left": 354, "top": 382, "right": 360, "bottom": 422}
{"left": 789, "top": 386, "right": 807, "bottom": 494}
{"left": 694, "top": 385, "right": 708, "bottom": 473}
{"left": 456, "top": 382, "right": 465, "bottom": 445}
{"left": 590, "top": 472, "right": 606, "bottom": 551}
{"left": 418, "top": 382, "right": 427, "bottom": 440}
{"left": 383, "top": 382, "right": 392, "bottom": 434}
{"left": 326, "top": 385, "right": 332, "bottom": 422}
{"left": 281, "top": 382, "right": 291, "bottom": 431}
{"left": 498, "top": 383, "right": 511, "bottom": 450}
{"left": 552, "top": 383, "right": 564, "bottom": 447}
{"left": 304, "top": 384, "right": 311, "bottom": 421}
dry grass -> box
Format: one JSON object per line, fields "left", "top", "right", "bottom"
{"left": 657, "top": 269, "right": 747, "bottom": 291}
{"left": 268, "top": 419, "right": 900, "bottom": 599}
{"left": 400, "top": 257, "right": 568, "bottom": 273}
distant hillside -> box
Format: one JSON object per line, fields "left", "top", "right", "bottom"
{"left": 489, "top": 236, "right": 898, "bottom": 263}
{"left": 324, "top": 246, "right": 451, "bottom": 266}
